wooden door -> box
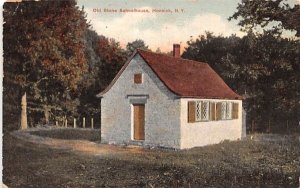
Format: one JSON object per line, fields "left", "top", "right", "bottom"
{"left": 133, "top": 104, "right": 145, "bottom": 140}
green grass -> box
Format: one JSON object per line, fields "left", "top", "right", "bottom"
{"left": 3, "top": 130, "right": 300, "bottom": 187}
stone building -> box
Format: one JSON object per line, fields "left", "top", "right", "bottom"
{"left": 98, "top": 44, "right": 243, "bottom": 149}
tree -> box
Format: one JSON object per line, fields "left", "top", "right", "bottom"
{"left": 126, "top": 39, "right": 149, "bottom": 55}
{"left": 155, "top": 47, "right": 162, "bottom": 53}
{"left": 76, "top": 29, "right": 102, "bottom": 117}
{"left": 3, "top": 0, "right": 89, "bottom": 129}
{"left": 182, "top": 32, "right": 242, "bottom": 79}
{"left": 76, "top": 33, "right": 127, "bottom": 123}
{"left": 182, "top": 32, "right": 300, "bottom": 132}
{"left": 229, "top": 0, "right": 300, "bottom": 36}
{"left": 96, "top": 36, "right": 127, "bottom": 89}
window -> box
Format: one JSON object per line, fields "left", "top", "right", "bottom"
{"left": 221, "top": 102, "right": 227, "bottom": 120}
{"left": 195, "top": 101, "right": 209, "bottom": 121}
{"left": 188, "top": 100, "right": 239, "bottom": 123}
{"left": 226, "top": 102, "right": 232, "bottom": 119}
{"left": 220, "top": 102, "right": 233, "bottom": 120}
{"left": 134, "top": 73, "right": 142, "bottom": 84}
{"left": 195, "top": 101, "right": 201, "bottom": 121}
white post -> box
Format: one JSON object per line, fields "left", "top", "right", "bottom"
{"left": 74, "top": 118, "right": 76, "bottom": 128}
{"left": 91, "top": 118, "right": 94, "bottom": 129}
{"left": 20, "top": 92, "right": 28, "bottom": 130}
{"left": 55, "top": 121, "right": 58, "bottom": 127}
{"left": 65, "top": 119, "right": 67, "bottom": 128}
{"left": 83, "top": 117, "right": 85, "bottom": 128}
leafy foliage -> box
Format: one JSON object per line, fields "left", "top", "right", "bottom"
{"left": 77, "top": 30, "right": 127, "bottom": 118}
{"left": 3, "top": 0, "right": 89, "bottom": 126}
{"left": 182, "top": 32, "right": 300, "bottom": 132}
{"left": 3, "top": 1, "right": 128, "bottom": 128}
{"left": 126, "top": 39, "right": 150, "bottom": 55}
{"left": 229, "top": 0, "right": 300, "bottom": 36}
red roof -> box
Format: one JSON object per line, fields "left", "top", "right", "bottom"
{"left": 99, "top": 49, "right": 242, "bottom": 100}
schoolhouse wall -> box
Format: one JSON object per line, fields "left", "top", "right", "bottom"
{"left": 101, "top": 54, "right": 182, "bottom": 149}
{"left": 180, "top": 98, "right": 243, "bottom": 149}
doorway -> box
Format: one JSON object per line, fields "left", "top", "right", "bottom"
{"left": 133, "top": 104, "right": 145, "bottom": 140}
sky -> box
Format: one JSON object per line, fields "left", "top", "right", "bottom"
{"left": 77, "top": 0, "right": 299, "bottom": 52}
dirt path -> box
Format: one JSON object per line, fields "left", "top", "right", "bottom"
{"left": 11, "top": 129, "right": 151, "bottom": 157}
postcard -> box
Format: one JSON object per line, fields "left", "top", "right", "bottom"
{"left": 2, "top": 0, "right": 300, "bottom": 187}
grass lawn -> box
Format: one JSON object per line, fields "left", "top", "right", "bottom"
{"left": 3, "top": 129, "right": 300, "bottom": 187}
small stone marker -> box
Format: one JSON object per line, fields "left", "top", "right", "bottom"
{"left": 83, "top": 117, "right": 86, "bottom": 128}
{"left": 65, "top": 119, "right": 68, "bottom": 128}
{"left": 91, "top": 118, "right": 94, "bottom": 129}
{"left": 56, "top": 121, "right": 58, "bottom": 127}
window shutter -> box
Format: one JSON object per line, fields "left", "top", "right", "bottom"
{"left": 232, "top": 103, "right": 239, "bottom": 119}
{"left": 209, "top": 102, "right": 216, "bottom": 121}
{"left": 188, "top": 101, "right": 196, "bottom": 123}
{"left": 216, "top": 102, "right": 222, "bottom": 120}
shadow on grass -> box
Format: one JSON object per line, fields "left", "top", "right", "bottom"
{"left": 29, "top": 128, "right": 101, "bottom": 142}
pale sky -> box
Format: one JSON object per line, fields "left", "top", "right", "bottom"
{"left": 77, "top": 0, "right": 299, "bottom": 52}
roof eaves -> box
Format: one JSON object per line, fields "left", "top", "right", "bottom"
{"left": 180, "top": 95, "right": 243, "bottom": 100}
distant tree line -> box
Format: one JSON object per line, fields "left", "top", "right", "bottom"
{"left": 3, "top": 0, "right": 299, "bottom": 133}
{"left": 182, "top": 31, "right": 299, "bottom": 132}
{"left": 183, "top": 0, "right": 300, "bottom": 132}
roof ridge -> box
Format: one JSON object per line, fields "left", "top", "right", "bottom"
{"left": 137, "top": 48, "right": 208, "bottom": 66}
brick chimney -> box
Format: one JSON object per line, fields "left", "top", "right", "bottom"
{"left": 173, "top": 44, "right": 180, "bottom": 58}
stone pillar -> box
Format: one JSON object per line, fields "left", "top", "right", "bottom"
{"left": 20, "top": 92, "right": 28, "bottom": 130}
{"left": 91, "top": 118, "right": 94, "bottom": 129}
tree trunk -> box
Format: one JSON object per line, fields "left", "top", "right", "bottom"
{"left": 20, "top": 92, "right": 28, "bottom": 129}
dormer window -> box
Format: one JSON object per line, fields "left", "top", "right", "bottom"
{"left": 134, "top": 73, "right": 142, "bottom": 84}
